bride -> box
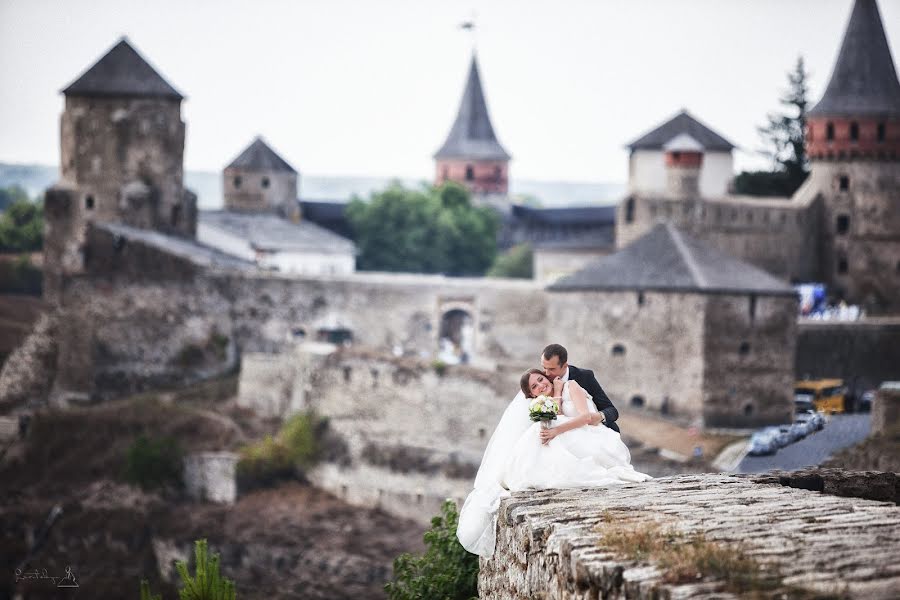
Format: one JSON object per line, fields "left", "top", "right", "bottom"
{"left": 457, "top": 368, "right": 650, "bottom": 557}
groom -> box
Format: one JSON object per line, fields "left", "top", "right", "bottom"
{"left": 541, "top": 343, "right": 620, "bottom": 433}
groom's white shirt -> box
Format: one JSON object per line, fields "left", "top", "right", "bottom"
{"left": 560, "top": 366, "right": 570, "bottom": 382}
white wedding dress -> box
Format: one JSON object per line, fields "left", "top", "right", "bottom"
{"left": 457, "top": 382, "right": 650, "bottom": 557}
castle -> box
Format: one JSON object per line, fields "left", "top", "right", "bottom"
{"left": 3, "top": 0, "right": 894, "bottom": 432}
{"left": 615, "top": 0, "right": 900, "bottom": 314}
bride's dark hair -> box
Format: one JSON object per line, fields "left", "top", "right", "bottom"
{"left": 520, "top": 368, "right": 549, "bottom": 398}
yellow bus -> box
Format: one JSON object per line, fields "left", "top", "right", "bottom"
{"left": 794, "top": 379, "right": 846, "bottom": 414}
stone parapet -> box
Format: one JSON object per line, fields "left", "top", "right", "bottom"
{"left": 872, "top": 382, "right": 900, "bottom": 435}
{"left": 480, "top": 474, "right": 900, "bottom": 599}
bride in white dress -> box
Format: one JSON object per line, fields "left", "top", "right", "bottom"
{"left": 457, "top": 368, "right": 650, "bottom": 557}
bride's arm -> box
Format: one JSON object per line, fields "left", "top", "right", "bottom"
{"left": 538, "top": 382, "right": 602, "bottom": 443}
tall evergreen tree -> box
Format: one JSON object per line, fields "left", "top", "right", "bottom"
{"left": 734, "top": 56, "right": 811, "bottom": 196}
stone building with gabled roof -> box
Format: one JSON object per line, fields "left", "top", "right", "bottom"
{"left": 434, "top": 54, "right": 510, "bottom": 196}
{"left": 625, "top": 109, "right": 736, "bottom": 200}
{"left": 202, "top": 137, "right": 357, "bottom": 274}
{"left": 548, "top": 223, "right": 798, "bottom": 427}
{"left": 223, "top": 136, "right": 300, "bottom": 219}
{"left": 43, "top": 37, "right": 197, "bottom": 299}
{"left": 197, "top": 210, "right": 355, "bottom": 276}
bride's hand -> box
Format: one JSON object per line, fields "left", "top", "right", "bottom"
{"left": 552, "top": 378, "right": 564, "bottom": 396}
{"left": 539, "top": 427, "right": 558, "bottom": 445}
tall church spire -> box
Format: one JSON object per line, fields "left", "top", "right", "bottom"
{"left": 434, "top": 54, "right": 510, "bottom": 195}
{"left": 809, "top": 0, "right": 900, "bottom": 118}
{"left": 434, "top": 54, "right": 510, "bottom": 161}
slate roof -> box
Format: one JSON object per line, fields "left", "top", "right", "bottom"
{"left": 626, "top": 110, "right": 735, "bottom": 152}
{"left": 63, "top": 38, "right": 183, "bottom": 100}
{"left": 548, "top": 223, "right": 795, "bottom": 295}
{"left": 298, "top": 200, "right": 354, "bottom": 239}
{"left": 510, "top": 205, "right": 616, "bottom": 226}
{"left": 434, "top": 55, "right": 511, "bottom": 161}
{"left": 809, "top": 0, "right": 900, "bottom": 118}
{"left": 199, "top": 211, "right": 354, "bottom": 254}
{"left": 531, "top": 228, "right": 615, "bottom": 251}
{"left": 226, "top": 137, "right": 297, "bottom": 173}
{"left": 95, "top": 222, "right": 254, "bottom": 270}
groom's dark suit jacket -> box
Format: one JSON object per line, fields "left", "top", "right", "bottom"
{"left": 568, "top": 365, "right": 620, "bottom": 433}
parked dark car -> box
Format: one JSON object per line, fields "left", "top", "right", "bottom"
{"left": 858, "top": 390, "right": 876, "bottom": 412}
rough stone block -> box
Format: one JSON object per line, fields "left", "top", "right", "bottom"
{"left": 872, "top": 381, "right": 900, "bottom": 435}
{"left": 184, "top": 451, "right": 238, "bottom": 504}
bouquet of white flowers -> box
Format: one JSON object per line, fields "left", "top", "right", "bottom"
{"left": 528, "top": 394, "right": 560, "bottom": 428}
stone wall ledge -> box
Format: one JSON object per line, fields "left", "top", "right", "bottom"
{"left": 480, "top": 473, "right": 900, "bottom": 599}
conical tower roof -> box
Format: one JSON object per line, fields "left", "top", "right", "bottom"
{"left": 434, "top": 55, "right": 511, "bottom": 161}
{"left": 809, "top": 0, "right": 900, "bottom": 118}
{"left": 63, "top": 37, "right": 183, "bottom": 100}
{"left": 226, "top": 137, "right": 297, "bottom": 173}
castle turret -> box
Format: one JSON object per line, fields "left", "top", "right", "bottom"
{"left": 434, "top": 54, "right": 511, "bottom": 196}
{"left": 44, "top": 38, "right": 197, "bottom": 294}
{"left": 806, "top": 0, "right": 900, "bottom": 161}
{"left": 798, "top": 0, "right": 900, "bottom": 313}
{"left": 625, "top": 109, "right": 735, "bottom": 199}
{"left": 223, "top": 136, "right": 299, "bottom": 220}
{"left": 663, "top": 133, "right": 704, "bottom": 198}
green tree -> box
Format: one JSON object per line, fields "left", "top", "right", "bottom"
{"left": 487, "top": 243, "right": 533, "bottom": 278}
{"left": 0, "top": 197, "right": 43, "bottom": 252}
{"left": 347, "top": 182, "right": 498, "bottom": 275}
{"left": 140, "top": 539, "right": 236, "bottom": 600}
{"left": 385, "top": 500, "right": 478, "bottom": 600}
{"left": 734, "top": 56, "right": 811, "bottom": 197}
{"left": 0, "top": 184, "right": 29, "bottom": 211}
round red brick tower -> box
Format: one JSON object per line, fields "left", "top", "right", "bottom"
{"left": 800, "top": 0, "right": 900, "bottom": 313}
{"left": 806, "top": 0, "right": 900, "bottom": 161}
{"left": 663, "top": 133, "right": 704, "bottom": 197}
{"left": 434, "top": 54, "right": 511, "bottom": 195}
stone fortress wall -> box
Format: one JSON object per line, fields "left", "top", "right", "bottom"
{"left": 30, "top": 219, "right": 802, "bottom": 430}
{"left": 236, "top": 343, "right": 523, "bottom": 525}
{"left": 616, "top": 193, "right": 822, "bottom": 282}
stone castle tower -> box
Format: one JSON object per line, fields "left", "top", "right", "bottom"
{"left": 795, "top": 0, "right": 900, "bottom": 312}
{"left": 44, "top": 38, "right": 197, "bottom": 295}
{"left": 434, "top": 54, "right": 511, "bottom": 196}
{"left": 223, "top": 136, "right": 300, "bottom": 220}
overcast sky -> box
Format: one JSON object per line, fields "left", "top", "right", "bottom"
{"left": 1, "top": 0, "right": 898, "bottom": 183}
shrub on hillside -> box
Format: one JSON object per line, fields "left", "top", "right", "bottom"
{"left": 385, "top": 500, "right": 478, "bottom": 600}
{"left": 0, "top": 197, "right": 43, "bottom": 252}
{"left": 236, "top": 412, "right": 320, "bottom": 490}
{"left": 124, "top": 435, "right": 184, "bottom": 490}
{"left": 0, "top": 254, "right": 42, "bottom": 294}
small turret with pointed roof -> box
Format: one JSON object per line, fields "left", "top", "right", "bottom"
{"left": 434, "top": 53, "right": 510, "bottom": 195}
{"left": 223, "top": 136, "right": 300, "bottom": 219}
{"left": 807, "top": 0, "right": 900, "bottom": 160}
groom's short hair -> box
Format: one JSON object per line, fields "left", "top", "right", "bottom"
{"left": 542, "top": 343, "right": 567, "bottom": 365}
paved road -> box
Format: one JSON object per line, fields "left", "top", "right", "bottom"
{"left": 737, "top": 413, "right": 871, "bottom": 473}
